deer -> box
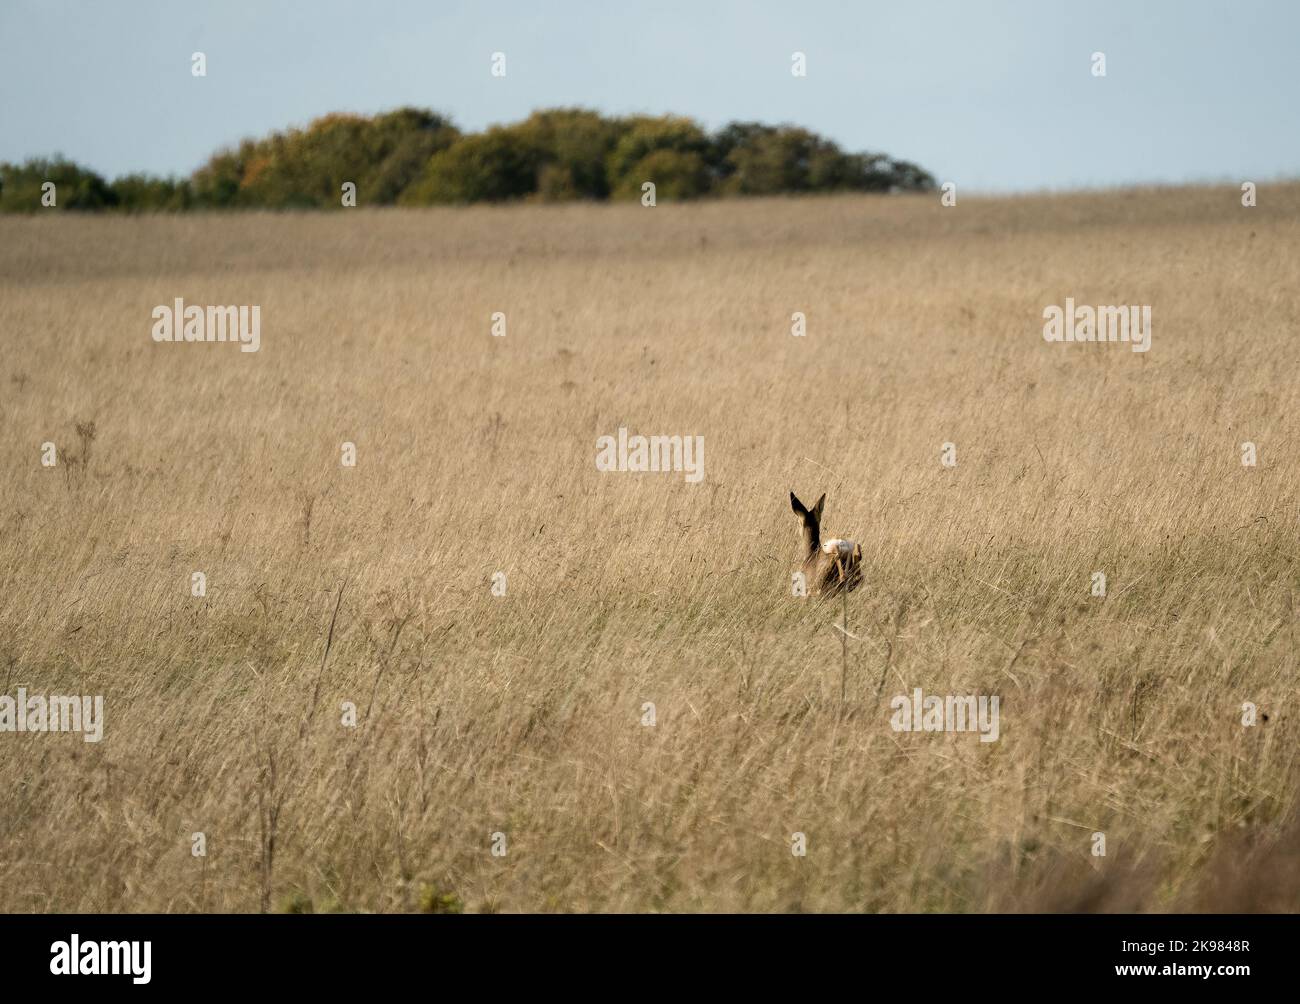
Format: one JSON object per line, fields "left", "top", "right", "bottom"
{"left": 789, "top": 491, "right": 862, "bottom": 597}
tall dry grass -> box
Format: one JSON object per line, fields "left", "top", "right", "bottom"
{"left": 0, "top": 185, "right": 1297, "bottom": 912}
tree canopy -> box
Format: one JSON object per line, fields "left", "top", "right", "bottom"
{"left": 0, "top": 107, "right": 935, "bottom": 212}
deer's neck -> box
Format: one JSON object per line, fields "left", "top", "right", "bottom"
{"left": 801, "top": 526, "right": 819, "bottom": 559}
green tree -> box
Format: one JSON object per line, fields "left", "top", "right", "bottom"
{"left": 512, "top": 108, "right": 628, "bottom": 200}
{"left": 190, "top": 141, "right": 256, "bottom": 208}
{"left": 112, "top": 174, "right": 193, "bottom": 212}
{"left": 607, "top": 116, "right": 712, "bottom": 199}
{"left": 191, "top": 108, "right": 458, "bottom": 208}
{"left": 0, "top": 157, "right": 116, "bottom": 211}
{"left": 400, "top": 127, "right": 543, "bottom": 204}
{"left": 364, "top": 111, "right": 460, "bottom": 203}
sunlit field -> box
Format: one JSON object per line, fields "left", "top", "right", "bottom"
{"left": 1, "top": 184, "right": 1298, "bottom": 912}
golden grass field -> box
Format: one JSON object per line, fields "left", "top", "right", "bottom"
{"left": 1, "top": 184, "right": 1298, "bottom": 912}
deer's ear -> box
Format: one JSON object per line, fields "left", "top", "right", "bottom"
{"left": 790, "top": 492, "right": 807, "bottom": 516}
{"left": 812, "top": 493, "right": 826, "bottom": 520}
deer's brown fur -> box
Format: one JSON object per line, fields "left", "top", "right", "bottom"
{"left": 790, "top": 491, "right": 863, "bottom": 597}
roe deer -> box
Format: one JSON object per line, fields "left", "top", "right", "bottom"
{"left": 790, "top": 491, "right": 862, "bottom": 597}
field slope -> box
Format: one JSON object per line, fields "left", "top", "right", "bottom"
{"left": 1, "top": 185, "right": 1298, "bottom": 911}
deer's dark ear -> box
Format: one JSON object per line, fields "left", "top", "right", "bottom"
{"left": 812, "top": 493, "right": 826, "bottom": 520}
{"left": 790, "top": 492, "right": 807, "bottom": 516}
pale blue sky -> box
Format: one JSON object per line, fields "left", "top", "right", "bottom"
{"left": 1, "top": 0, "right": 1295, "bottom": 192}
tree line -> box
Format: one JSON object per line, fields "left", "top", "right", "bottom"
{"left": 0, "top": 107, "right": 935, "bottom": 212}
